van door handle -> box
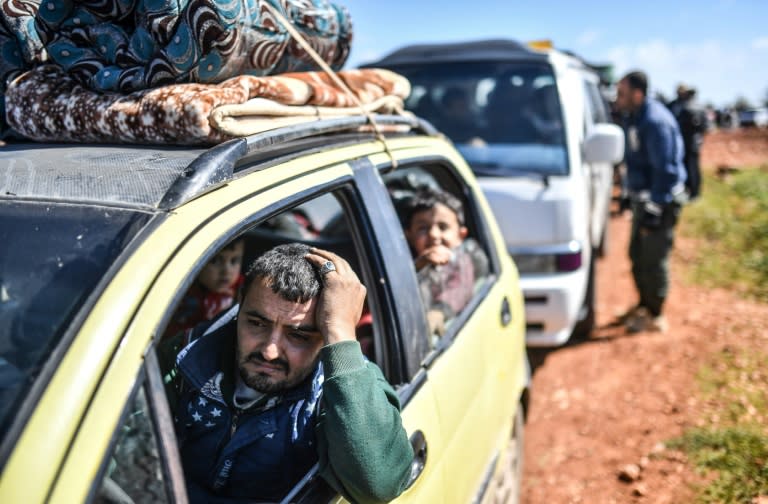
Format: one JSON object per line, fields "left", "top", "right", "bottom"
{"left": 405, "top": 430, "right": 427, "bottom": 488}
{"left": 500, "top": 297, "right": 512, "bottom": 326}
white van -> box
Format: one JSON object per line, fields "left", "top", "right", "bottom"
{"left": 365, "top": 39, "right": 624, "bottom": 346}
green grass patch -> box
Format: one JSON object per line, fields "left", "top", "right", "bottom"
{"left": 668, "top": 347, "right": 768, "bottom": 502}
{"left": 697, "top": 347, "right": 768, "bottom": 425}
{"left": 679, "top": 168, "right": 768, "bottom": 301}
{"left": 667, "top": 427, "right": 768, "bottom": 503}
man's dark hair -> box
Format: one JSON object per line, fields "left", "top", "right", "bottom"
{"left": 401, "top": 187, "right": 466, "bottom": 228}
{"left": 622, "top": 71, "right": 648, "bottom": 96}
{"left": 243, "top": 243, "right": 322, "bottom": 303}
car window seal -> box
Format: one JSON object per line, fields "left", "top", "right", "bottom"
{"left": 145, "top": 349, "right": 189, "bottom": 503}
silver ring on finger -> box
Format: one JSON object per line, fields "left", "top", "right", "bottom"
{"left": 320, "top": 260, "right": 336, "bottom": 275}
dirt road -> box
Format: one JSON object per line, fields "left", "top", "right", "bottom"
{"left": 521, "top": 129, "right": 768, "bottom": 503}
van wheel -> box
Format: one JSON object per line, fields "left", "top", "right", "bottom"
{"left": 493, "top": 402, "right": 525, "bottom": 504}
{"left": 572, "top": 254, "right": 596, "bottom": 341}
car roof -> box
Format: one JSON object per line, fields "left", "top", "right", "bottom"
{"left": 0, "top": 115, "right": 436, "bottom": 211}
{"left": 362, "top": 38, "right": 549, "bottom": 66}
{"left": 364, "top": 38, "right": 609, "bottom": 83}
{"left": 0, "top": 143, "right": 205, "bottom": 210}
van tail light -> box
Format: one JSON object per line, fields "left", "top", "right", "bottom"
{"left": 510, "top": 241, "right": 583, "bottom": 274}
{"left": 556, "top": 251, "right": 582, "bottom": 272}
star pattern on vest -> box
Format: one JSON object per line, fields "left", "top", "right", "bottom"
{"left": 192, "top": 411, "right": 202, "bottom": 422}
{"left": 211, "top": 407, "right": 222, "bottom": 417}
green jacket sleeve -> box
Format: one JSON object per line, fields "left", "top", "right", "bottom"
{"left": 315, "top": 341, "right": 414, "bottom": 504}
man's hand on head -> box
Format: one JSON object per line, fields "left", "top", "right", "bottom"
{"left": 305, "top": 248, "right": 366, "bottom": 346}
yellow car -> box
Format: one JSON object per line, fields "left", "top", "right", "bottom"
{"left": 0, "top": 115, "right": 529, "bottom": 503}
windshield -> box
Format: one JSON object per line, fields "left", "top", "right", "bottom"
{"left": 392, "top": 61, "right": 568, "bottom": 176}
{"left": 0, "top": 201, "right": 150, "bottom": 446}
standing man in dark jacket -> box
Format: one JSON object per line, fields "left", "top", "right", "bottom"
{"left": 667, "top": 83, "right": 709, "bottom": 199}
{"left": 614, "top": 71, "right": 688, "bottom": 333}
{"left": 160, "top": 243, "right": 413, "bottom": 503}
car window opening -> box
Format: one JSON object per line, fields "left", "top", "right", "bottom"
{"left": 383, "top": 164, "right": 491, "bottom": 347}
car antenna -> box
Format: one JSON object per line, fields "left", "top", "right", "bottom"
{"left": 263, "top": 2, "right": 399, "bottom": 169}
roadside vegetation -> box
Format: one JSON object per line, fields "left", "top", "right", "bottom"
{"left": 679, "top": 167, "right": 768, "bottom": 301}
{"left": 672, "top": 174, "right": 768, "bottom": 501}
{"left": 667, "top": 347, "right": 768, "bottom": 502}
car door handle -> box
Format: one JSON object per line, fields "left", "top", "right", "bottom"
{"left": 500, "top": 297, "right": 512, "bottom": 326}
{"left": 405, "top": 430, "right": 428, "bottom": 489}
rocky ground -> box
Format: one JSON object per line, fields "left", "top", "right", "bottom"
{"left": 521, "top": 128, "right": 768, "bottom": 503}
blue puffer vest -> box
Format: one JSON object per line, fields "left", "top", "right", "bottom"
{"left": 174, "top": 315, "right": 324, "bottom": 503}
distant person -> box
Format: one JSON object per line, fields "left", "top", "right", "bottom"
{"left": 667, "top": 83, "right": 710, "bottom": 199}
{"left": 402, "top": 187, "right": 488, "bottom": 336}
{"left": 614, "top": 70, "right": 688, "bottom": 333}
{"left": 718, "top": 107, "right": 739, "bottom": 129}
{"left": 485, "top": 77, "right": 537, "bottom": 143}
{"left": 438, "top": 86, "right": 476, "bottom": 143}
{"left": 522, "top": 84, "right": 564, "bottom": 144}
{"left": 163, "top": 238, "right": 245, "bottom": 339}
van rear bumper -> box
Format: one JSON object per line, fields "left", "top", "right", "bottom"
{"left": 518, "top": 269, "right": 587, "bottom": 347}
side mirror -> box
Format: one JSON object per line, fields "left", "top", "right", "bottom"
{"left": 583, "top": 123, "right": 625, "bottom": 164}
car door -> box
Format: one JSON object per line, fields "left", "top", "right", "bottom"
{"left": 34, "top": 160, "right": 369, "bottom": 502}
{"left": 278, "top": 146, "right": 524, "bottom": 504}
{"left": 41, "top": 149, "right": 447, "bottom": 503}
{"left": 368, "top": 144, "right": 526, "bottom": 503}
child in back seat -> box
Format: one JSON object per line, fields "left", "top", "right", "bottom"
{"left": 401, "top": 187, "right": 488, "bottom": 338}
{"left": 163, "top": 238, "right": 245, "bottom": 340}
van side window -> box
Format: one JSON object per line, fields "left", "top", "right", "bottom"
{"left": 584, "top": 79, "right": 609, "bottom": 124}
{"left": 384, "top": 165, "right": 491, "bottom": 345}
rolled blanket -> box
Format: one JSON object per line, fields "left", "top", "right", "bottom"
{"left": 0, "top": 1, "right": 46, "bottom": 86}
{"left": 34, "top": 0, "right": 353, "bottom": 93}
{"left": 0, "top": 0, "right": 352, "bottom": 135}
{"left": 5, "top": 65, "right": 410, "bottom": 145}
{"left": 0, "top": 0, "right": 47, "bottom": 136}
{"left": 209, "top": 95, "right": 410, "bottom": 137}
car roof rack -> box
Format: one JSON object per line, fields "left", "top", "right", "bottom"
{"left": 158, "top": 114, "right": 437, "bottom": 209}
{"left": 0, "top": 113, "right": 437, "bottom": 211}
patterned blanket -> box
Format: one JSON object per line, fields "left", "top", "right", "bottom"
{"left": 0, "top": 0, "right": 352, "bottom": 136}
{"left": 5, "top": 65, "right": 410, "bottom": 144}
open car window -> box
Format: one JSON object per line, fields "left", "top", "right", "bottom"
{"left": 158, "top": 187, "right": 378, "bottom": 359}
{"left": 152, "top": 185, "right": 388, "bottom": 503}
{"left": 239, "top": 193, "right": 376, "bottom": 362}
{"left": 383, "top": 164, "right": 493, "bottom": 349}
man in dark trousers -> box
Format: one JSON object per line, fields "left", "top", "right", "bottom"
{"left": 614, "top": 71, "right": 688, "bottom": 333}
{"left": 667, "top": 83, "right": 710, "bottom": 199}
